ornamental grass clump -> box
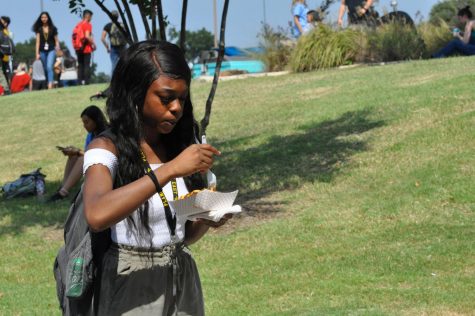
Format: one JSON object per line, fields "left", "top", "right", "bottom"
{"left": 417, "top": 20, "right": 453, "bottom": 58}
{"left": 290, "top": 25, "right": 363, "bottom": 72}
{"left": 257, "top": 24, "right": 293, "bottom": 72}
{"left": 367, "top": 21, "right": 425, "bottom": 62}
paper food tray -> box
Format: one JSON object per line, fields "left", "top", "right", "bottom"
{"left": 170, "top": 189, "right": 241, "bottom": 222}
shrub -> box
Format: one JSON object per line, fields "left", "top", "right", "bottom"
{"left": 289, "top": 25, "right": 363, "bottom": 72}
{"left": 366, "top": 22, "right": 425, "bottom": 62}
{"left": 418, "top": 21, "right": 453, "bottom": 57}
{"left": 257, "top": 24, "right": 293, "bottom": 72}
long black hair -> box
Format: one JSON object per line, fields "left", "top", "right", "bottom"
{"left": 31, "top": 11, "right": 56, "bottom": 33}
{"left": 458, "top": 6, "right": 473, "bottom": 19}
{"left": 81, "top": 105, "right": 108, "bottom": 135}
{"left": 106, "top": 40, "right": 204, "bottom": 239}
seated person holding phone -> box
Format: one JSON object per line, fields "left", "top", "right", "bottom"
{"left": 433, "top": 6, "right": 475, "bottom": 58}
{"left": 48, "top": 105, "right": 108, "bottom": 201}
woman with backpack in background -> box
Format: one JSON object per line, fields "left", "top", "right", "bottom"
{"left": 82, "top": 40, "right": 231, "bottom": 314}
{"left": 433, "top": 6, "right": 475, "bottom": 58}
{"left": 32, "top": 11, "right": 60, "bottom": 89}
{"left": 48, "top": 105, "right": 108, "bottom": 202}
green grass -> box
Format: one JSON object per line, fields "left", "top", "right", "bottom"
{"left": 0, "top": 57, "right": 474, "bottom": 315}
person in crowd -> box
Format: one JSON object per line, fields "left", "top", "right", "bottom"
{"left": 31, "top": 59, "right": 47, "bottom": 90}
{"left": 59, "top": 47, "right": 78, "bottom": 87}
{"left": 303, "top": 10, "right": 317, "bottom": 34}
{"left": 82, "top": 40, "right": 231, "bottom": 314}
{"left": 10, "top": 63, "right": 31, "bottom": 93}
{"left": 48, "top": 105, "right": 108, "bottom": 202}
{"left": 0, "top": 22, "right": 10, "bottom": 95}
{"left": 433, "top": 6, "right": 475, "bottom": 58}
{"left": 338, "top": 0, "right": 374, "bottom": 27}
{"left": 53, "top": 49, "right": 63, "bottom": 87}
{"left": 32, "top": 12, "right": 60, "bottom": 89}
{"left": 291, "top": 0, "right": 309, "bottom": 39}
{"left": 1, "top": 16, "right": 12, "bottom": 84}
{"left": 101, "top": 10, "right": 128, "bottom": 75}
{"left": 74, "top": 9, "right": 96, "bottom": 85}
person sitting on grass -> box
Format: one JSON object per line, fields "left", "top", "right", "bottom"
{"left": 48, "top": 105, "right": 108, "bottom": 202}
{"left": 433, "top": 6, "right": 475, "bottom": 58}
{"left": 10, "top": 63, "right": 31, "bottom": 93}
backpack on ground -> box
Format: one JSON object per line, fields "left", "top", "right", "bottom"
{"left": 54, "top": 130, "right": 114, "bottom": 315}
{"left": 109, "top": 22, "right": 127, "bottom": 47}
{"left": 0, "top": 31, "right": 15, "bottom": 57}
{"left": 72, "top": 22, "right": 86, "bottom": 52}
{"left": 1, "top": 168, "right": 45, "bottom": 199}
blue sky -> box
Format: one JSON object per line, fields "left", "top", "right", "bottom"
{"left": 2, "top": 0, "right": 439, "bottom": 74}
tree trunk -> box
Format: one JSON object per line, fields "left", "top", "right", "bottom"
{"left": 121, "top": 0, "right": 139, "bottom": 42}
{"left": 200, "top": 0, "right": 230, "bottom": 137}
{"left": 157, "top": 0, "right": 167, "bottom": 41}
{"left": 180, "top": 0, "right": 188, "bottom": 51}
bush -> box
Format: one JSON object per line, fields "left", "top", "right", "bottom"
{"left": 366, "top": 22, "right": 425, "bottom": 62}
{"left": 289, "top": 25, "right": 363, "bottom": 72}
{"left": 418, "top": 21, "right": 453, "bottom": 57}
{"left": 257, "top": 24, "right": 293, "bottom": 72}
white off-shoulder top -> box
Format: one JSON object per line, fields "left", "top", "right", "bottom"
{"left": 83, "top": 148, "right": 189, "bottom": 248}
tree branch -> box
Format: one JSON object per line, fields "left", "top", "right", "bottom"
{"left": 136, "top": 1, "right": 152, "bottom": 39}
{"left": 151, "top": 0, "right": 157, "bottom": 40}
{"left": 180, "top": 0, "right": 188, "bottom": 51}
{"left": 121, "top": 0, "right": 139, "bottom": 42}
{"left": 200, "top": 0, "right": 230, "bottom": 136}
{"left": 157, "top": 0, "right": 167, "bottom": 41}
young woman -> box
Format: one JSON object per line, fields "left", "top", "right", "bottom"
{"left": 48, "top": 105, "right": 108, "bottom": 202}
{"left": 433, "top": 6, "right": 475, "bottom": 58}
{"left": 32, "top": 12, "right": 60, "bottom": 89}
{"left": 82, "top": 40, "right": 230, "bottom": 314}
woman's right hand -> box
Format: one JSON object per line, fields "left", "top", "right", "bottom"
{"left": 167, "top": 144, "right": 221, "bottom": 178}
{"left": 36, "top": 54, "right": 40, "bottom": 60}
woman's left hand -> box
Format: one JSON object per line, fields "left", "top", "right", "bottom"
{"left": 197, "top": 214, "right": 233, "bottom": 228}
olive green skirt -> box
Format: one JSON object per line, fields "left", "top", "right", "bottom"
{"left": 97, "top": 242, "right": 204, "bottom": 316}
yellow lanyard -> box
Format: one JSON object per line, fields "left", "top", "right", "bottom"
{"left": 140, "top": 150, "right": 178, "bottom": 235}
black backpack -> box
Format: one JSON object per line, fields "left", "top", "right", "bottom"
{"left": 0, "top": 30, "right": 15, "bottom": 57}
{"left": 53, "top": 131, "right": 115, "bottom": 315}
{"left": 109, "top": 22, "right": 127, "bottom": 47}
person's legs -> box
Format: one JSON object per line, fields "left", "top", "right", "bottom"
{"left": 46, "top": 50, "right": 57, "bottom": 89}
{"left": 110, "top": 47, "right": 119, "bottom": 76}
{"left": 62, "top": 156, "right": 79, "bottom": 184}
{"left": 0, "top": 65, "right": 9, "bottom": 94}
{"left": 2, "top": 61, "right": 11, "bottom": 85}
{"left": 49, "top": 156, "right": 83, "bottom": 201}
{"left": 39, "top": 51, "right": 48, "bottom": 79}
{"left": 77, "top": 51, "right": 84, "bottom": 84}
{"left": 83, "top": 53, "right": 91, "bottom": 85}
{"left": 453, "top": 41, "right": 475, "bottom": 56}
{"left": 61, "top": 155, "right": 84, "bottom": 194}
{"left": 432, "top": 39, "right": 475, "bottom": 58}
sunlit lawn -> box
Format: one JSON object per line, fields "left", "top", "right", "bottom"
{"left": 0, "top": 57, "right": 474, "bottom": 315}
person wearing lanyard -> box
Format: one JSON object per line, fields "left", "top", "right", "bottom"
{"left": 32, "top": 12, "right": 60, "bottom": 89}
{"left": 82, "top": 40, "right": 232, "bottom": 315}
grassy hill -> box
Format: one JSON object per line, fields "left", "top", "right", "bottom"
{"left": 0, "top": 57, "right": 474, "bottom": 315}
